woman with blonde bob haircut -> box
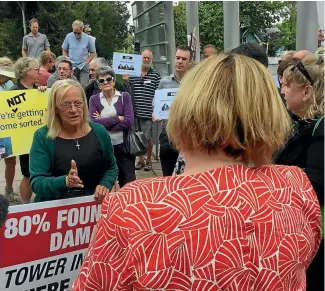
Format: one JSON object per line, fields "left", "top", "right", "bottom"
{"left": 29, "top": 79, "right": 117, "bottom": 203}
{"left": 73, "top": 54, "right": 321, "bottom": 290}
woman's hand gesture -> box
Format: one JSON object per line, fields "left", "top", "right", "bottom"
{"left": 66, "top": 160, "right": 83, "bottom": 188}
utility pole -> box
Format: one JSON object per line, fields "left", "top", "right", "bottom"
{"left": 223, "top": 1, "right": 240, "bottom": 52}
{"left": 165, "top": 1, "right": 176, "bottom": 74}
{"left": 296, "top": 1, "right": 318, "bottom": 52}
{"left": 186, "top": 1, "right": 200, "bottom": 61}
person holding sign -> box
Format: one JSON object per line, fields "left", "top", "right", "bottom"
{"left": 73, "top": 54, "right": 321, "bottom": 291}
{"left": 153, "top": 46, "right": 192, "bottom": 176}
{"left": 89, "top": 67, "right": 136, "bottom": 187}
{"left": 29, "top": 79, "right": 117, "bottom": 202}
{"left": 10, "top": 57, "right": 47, "bottom": 204}
{"left": 0, "top": 57, "right": 21, "bottom": 204}
{"left": 123, "top": 49, "right": 161, "bottom": 171}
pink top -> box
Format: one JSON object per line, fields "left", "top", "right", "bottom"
{"left": 73, "top": 165, "right": 321, "bottom": 291}
{"left": 38, "top": 67, "right": 51, "bottom": 86}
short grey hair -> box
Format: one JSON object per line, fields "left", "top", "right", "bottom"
{"left": 95, "top": 66, "right": 116, "bottom": 80}
{"left": 203, "top": 44, "right": 217, "bottom": 51}
{"left": 90, "top": 58, "right": 109, "bottom": 68}
{"left": 14, "top": 57, "right": 38, "bottom": 79}
{"left": 72, "top": 20, "right": 84, "bottom": 30}
{"left": 54, "top": 56, "right": 70, "bottom": 69}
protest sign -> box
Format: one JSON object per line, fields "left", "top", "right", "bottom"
{"left": 0, "top": 196, "right": 101, "bottom": 291}
{"left": 153, "top": 88, "right": 179, "bottom": 120}
{"left": 113, "top": 52, "right": 142, "bottom": 77}
{"left": 0, "top": 89, "right": 49, "bottom": 158}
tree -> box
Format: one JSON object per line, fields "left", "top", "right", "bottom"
{"left": 0, "top": 1, "right": 130, "bottom": 60}
{"left": 173, "top": 1, "right": 296, "bottom": 53}
{"left": 173, "top": 2, "right": 187, "bottom": 48}
{"left": 276, "top": 2, "right": 297, "bottom": 50}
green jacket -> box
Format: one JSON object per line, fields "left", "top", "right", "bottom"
{"left": 30, "top": 122, "right": 118, "bottom": 202}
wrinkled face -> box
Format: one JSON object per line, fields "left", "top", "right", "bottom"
{"left": 89, "top": 62, "right": 99, "bottom": 80}
{"left": 25, "top": 62, "right": 40, "bottom": 85}
{"left": 57, "top": 62, "right": 72, "bottom": 80}
{"left": 73, "top": 26, "right": 83, "bottom": 39}
{"left": 174, "top": 49, "right": 191, "bottom": 73}
{"left": 142, "top": 50, "right": 152, "bottom": 68}
{"left": 282, "top": 80, "right": 307, "bottom": 114}
{"left": 56, "top": 87, "right": 85, "bottom": 128}
{"left": 203, "top": 47, "right": 217, "bottom": 59}
{"left": 30, "top": 22, "right": 39, "bottom": 35}
{"left": 98, "top": 74, "right": 115, "bottom": 93}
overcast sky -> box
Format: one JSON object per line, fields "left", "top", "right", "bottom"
{"left": 127, "top": 2, "right": 133, "bottom": 25}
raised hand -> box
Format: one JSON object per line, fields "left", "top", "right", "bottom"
{"left": 66, "top": 160, "right": 83, "bottom": 188}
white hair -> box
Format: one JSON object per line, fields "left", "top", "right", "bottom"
{"left": 72, "top": 20, "right": 84, "bottom": 30}
{"left": 14, "top": 57, "right": 39, "bottom": 79}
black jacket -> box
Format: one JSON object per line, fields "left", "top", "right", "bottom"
{"left": 275, "top": 117, "right": 324, "bottom": 204}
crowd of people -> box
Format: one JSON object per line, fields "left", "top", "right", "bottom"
{"left": 0, "top": 16, "right": 324, "bottom": 290}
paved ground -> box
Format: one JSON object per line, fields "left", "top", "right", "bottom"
{"left": 0, "top": 155, "right": 162, "bottom": 205}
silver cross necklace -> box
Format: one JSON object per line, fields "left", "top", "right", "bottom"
{"left": 74, "top": 139, "right": 80, "bottom": 150}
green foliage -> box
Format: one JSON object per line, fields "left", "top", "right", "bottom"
{"left": 173, "top": 2, "right": 187, "bottom": 48}
{"left": 0, "top": 1, "right": 130, "bottom": 60}
{"left": 276, "top": 2, "right": 297, "bottom": 50}
{"left": 173, "top": 1, "right": 297, "bottom": 53}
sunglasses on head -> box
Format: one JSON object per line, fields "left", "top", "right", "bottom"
{"left": 97, "top": 76, "right": 115, "bottom": 84}
{"left": 290, "top": 61, "right": 313, "bottom": 85}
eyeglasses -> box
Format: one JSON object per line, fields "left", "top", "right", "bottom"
{"left": 290, "top": 61, "right": 313, "bottom": 85}
{"left": 31, "top": 68, "right": 40, "bottom": 73}
{"left": 58, "top": 101, "right": 84, "bottom": 111}
{"left": 97, "top": 76, "right": 115, "bottom": 84}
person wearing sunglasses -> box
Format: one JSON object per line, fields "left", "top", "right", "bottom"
{"left": 8, "top": 57, "right": 47, "bottom": 204}
{"left": 89, "top": 67, "right": 136, "bottom": 188}
{"left": 85, "top": 58, "right": 128, "bottom": 105}
{"left": 275, "top": 56, "right": 324, "bottom": 291}
{"left": 29, "top": 79, "right": 118, "bottom": 202}
{"left": 62, "top": 20, "right": 95, "bottom": 88}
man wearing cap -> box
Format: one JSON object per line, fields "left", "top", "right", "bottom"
{"left": 62, "top": 20, "right": 95, "bottom": 88}
{"left": 84, "top": 24, "right": 97, "bottom": 57}
{"left": 22, "top": 18, "right": 50, "bottom": 58}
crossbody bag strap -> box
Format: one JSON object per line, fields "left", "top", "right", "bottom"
{"left": 312, "top": 116, "right": 324, "bottom": 136}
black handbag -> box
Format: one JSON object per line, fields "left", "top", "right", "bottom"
{"left": 121, "top": 93, "right": 148, "bottom": 156}
{"left": 126, "top": 129, "right": 148, "bottom": 156}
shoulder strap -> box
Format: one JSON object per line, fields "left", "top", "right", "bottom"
{"left": 312, "top": 116, "right": 324, "bottom": 136}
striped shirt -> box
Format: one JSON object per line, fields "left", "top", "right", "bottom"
{"left": 130, "top": 67, "right": 161, "bottom": 119}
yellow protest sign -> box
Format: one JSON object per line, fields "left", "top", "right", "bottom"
{"left": 0, "top": 89, "right": 48, "bottom": 157}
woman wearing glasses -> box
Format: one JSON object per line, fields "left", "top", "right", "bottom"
{"left": 89, "top": 67, "right": 136, "bottom": 188}
{"left": 275, "top": 55, "right": 324, "bottom": 291}
{"left": 29, "top": 79, "right": 118, "bottom": 202}
{"left": 10, "top": 57, "right": 47, "bottom": 204}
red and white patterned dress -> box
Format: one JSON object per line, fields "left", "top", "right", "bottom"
{"left": 73, "top": 165, "right": 321, "bottom": 291}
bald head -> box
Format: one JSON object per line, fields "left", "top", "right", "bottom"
{"left": 294, "top": 50, "right": 313, "bottom": 60}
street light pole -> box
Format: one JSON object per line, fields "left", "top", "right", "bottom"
{"left": 223, "top": 1, "right": 240, "bottom": 52}
{"left": 296, "top": 1, "right": 318, "bottom": 52}
{"left": 186, "top": 1, "right": 200, "bottom": 61}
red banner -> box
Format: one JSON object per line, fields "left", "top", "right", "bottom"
{"left": 0, "top": 196, "right": 101, "bottom": 291}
